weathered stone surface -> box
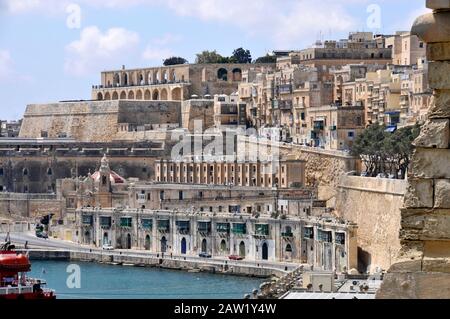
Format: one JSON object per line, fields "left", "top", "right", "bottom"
{"left": 429, "top": 61, "right": 450, "bottom": 89}
{"left": 412, "top": 11, "right": 450, "bottom": 43}
{"left": 377, "top": 271, "right": 450, "bottom": 299}
{"left": 422, "top": 258, "right": 450, "bottom": 273}
{"left": 404, "top": 179, "right": 434, "bottom": 208}
{"left": 427, "top": 42, "right": 450, "bottom": 61}
{"left": 428, "top": 90, "right": 450, "bottom": 118}
{"left": 413, "top": 119, "right": 449, "bottom": 148}
{"left": 397, "top": 240, "right": 425, "bottom": 260}
{"left": 409, "top": 148, "right": 450, "bottom": 179}
{"left": 426, "top": 0, "right": 450, "bottom": 9}
{"left": 402, "top": 209, "right": 450, "bottom": 240}
{"left": 388, "top": 260, "right": 422, "bottom": 273}
{"left": 435, "top": 179, "right": 450, "bottom": 208}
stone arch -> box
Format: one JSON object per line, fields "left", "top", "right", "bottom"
{"left": 103, "top": 232, "right": 109, "bottom": 246}
{"left": 123, "top": 73, "right": 128, "bottom": 86}
{"left": 104, "top": 92, "right": 111, "bottom": 100}
{"left": 171, "top": 70, "right": 176, "bottom": 82}
{"left": 128, "top": 91, "right": 135, "bottom": 99}
{"left": 155, "top": 71, "right": 160, "bottom": 83}
{"left": 153, "top": 90, "right": 159, "bottom": 101}
{"left": 126, "top": 233, "right": 132, "bottom": 249}
{"left": 120, "top": 91, "right": 127, "bottom": 100}
{"left": 139, "top": 73, "right": 144, "bottom": 85}
{"left": 160, "top": 88, "right": 168, "bottom": 100}
{"left": 218, "top": 68, "right": 228, "bottom": 81}
{"left": 136, "top": 89, "right": 143, "bottom": 100}
{"left": 113, "top": 73, "right": 120, "bottom": 86}
{"left": 232, "top": 68, "right": 242, "bottom": 81}
{"left": 147, "top": 72, "right": 153, "bottom": 84}
{"left": 262, "top": 242, "right": 269, "bottom": 260}
{"left": 162, "top": 70, "right": 168, "bottom": 83}
{"left": 171, "top": 87, "right": 182, "bottom": 101}
{"left": 220, "top": 239, "right": 227, "bottom": 253}
{"left": 144, "top": 89, "right": 151, "bottom": 100}
{"left": 161, "top": 236, "right": 167, "bottom": 253}
{"left": 239, "top": 241, "right": 246, "bottom": 258}
{"left": 181, "top": 237, "right": 187, "bottom": 254}
{"left": 97, "top": 92, "right": 103, "bottom": 100}
{"left": 201, "top": 238, "right": 207, "bottom": 253}
{"left": 145, "top": 235, "right": 151, "bottom": 251}
{"left": 112, "top": 91, "right": 119, "bottom": 100}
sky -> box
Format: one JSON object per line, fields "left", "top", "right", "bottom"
{"left": 0, "top": 0, "right": 429, "bottom": 120}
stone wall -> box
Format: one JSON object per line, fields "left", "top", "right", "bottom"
{"left": 377, "top": 0, "right": 450, "bottom": 299}
{"left": 19, "top": 100, "right": 181, "bottom": 142}
{"left": 336, "top": 176, "right": 407, "bottom": 273}
{"left": 0, "top": 193, "right": 63, "bottom": 219}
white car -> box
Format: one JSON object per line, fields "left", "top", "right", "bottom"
{"left": 102, "top": 244, "right": 114, "bottom": 251}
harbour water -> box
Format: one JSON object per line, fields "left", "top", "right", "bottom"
{"left": 29, "top": 261, "right": 265, "bottom": 299}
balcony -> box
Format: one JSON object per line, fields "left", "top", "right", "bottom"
{"left": 277, "top": 84, "right": 293, "bottom": 95}
{"left": 281, "top": 232, "right": 294, "bottom": 238}
{"left": 279, "top": 100, "right": 293, "bottom": 111}
{"left": 157, "top": 220, "right": 170, "bottom": 233}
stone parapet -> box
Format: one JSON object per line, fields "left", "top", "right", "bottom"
{"left": 377, "top": 0, "right": 450, "bottom": 299}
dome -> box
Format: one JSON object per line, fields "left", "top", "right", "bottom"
{"left": 90, "top": 170, "right": 126, "bottom": 184}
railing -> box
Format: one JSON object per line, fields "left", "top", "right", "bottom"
{"left": 281, "top": 232, "right": 294, "bottom": 238}
{"left": 0, "top": 286, "right": 34, "bottom": 295}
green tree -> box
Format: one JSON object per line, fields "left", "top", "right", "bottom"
{"left": 351, "top": 123, "right": 421, "bottom": 178}
{"left": 195, "top": 50, "right": 225, "bottom": 64}
{"left": 163, "top": 57, "right": 188, "bottom": 66}
{"left": 231, "top": 47, "right": 252, "bottom": 64}
{"left": 254, "top": 54, "right": 277, "bottom": 63}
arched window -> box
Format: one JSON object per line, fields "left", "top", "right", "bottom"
{"left": 218, "top": 68, "right": 228, "bottom": 81}
{"left": 97, "top": 92, "right": 103, "bottom": 101}
{"left": 286, "top": 244, "right": 293, "bottom": 252}
{"left": 139, "top": 74, "right": 144, "bottom": 85}
{"left": 23, "top": 168, "right": 29, "bottom": 176}
{"left": 220, "top": 240, "right": 227, "bottom": 252}
{"left": 152, "top": 90, "right": 159, "bottom": 100}
{"left": 47, "top": 168, "right": 53, "bottom": 176}
{"left": 232, "top": 68, "right": 242, "bottom": 81}
{"left": 113, "top": 73, "right": 120, "bottom": 86}
{"left": 123, "top": 73, "right": 128, "bottom": 86}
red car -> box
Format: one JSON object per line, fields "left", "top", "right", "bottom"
{"left": 228, "top": 255, "right": 244, "bottom": 261}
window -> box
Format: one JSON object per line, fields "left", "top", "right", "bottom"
{"left": 0, "top": 168, "right": 3, "bottom": 176}
{"left": 23, "top": 168, "right": 28, "bottom": 176}
{"left": 348, "top": 131, "right": 354, "bottom": 138}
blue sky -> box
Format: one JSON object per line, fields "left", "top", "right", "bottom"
{"left": 0, "top": 0, "right": 428, "bottom": 120}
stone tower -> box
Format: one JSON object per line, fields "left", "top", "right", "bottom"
{"left": 96, "top": 154, "right": 113, "bottom": 208}
{"left": 377, "top": 0, "right": 450, "bottom": 298}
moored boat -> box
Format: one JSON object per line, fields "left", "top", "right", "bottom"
{"left": 0, "top": 241, "right": 56, "bottom": 299}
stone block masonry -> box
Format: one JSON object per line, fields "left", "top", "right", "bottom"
{"left": 377, "top": 1, "right": 450, "bottom": 299}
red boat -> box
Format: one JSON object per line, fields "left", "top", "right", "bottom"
{"left": 0, "top": 241, "right": 55, "bottom": 299}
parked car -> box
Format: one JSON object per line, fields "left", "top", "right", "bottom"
{"left": 199, "top": 252, "right": 212, "bottom": 258}
{"left": 102, "top": 244, "right": 114, "bottom": 251}
{"left": 36, "top": 232, "right": 48, "bottom": 239}
{"left": 228, "top": 255, "right": 244, "bottom": 261}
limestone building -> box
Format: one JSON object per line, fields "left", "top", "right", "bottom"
{"left": 91, "top": 63, "right": 274, "bottom": 102}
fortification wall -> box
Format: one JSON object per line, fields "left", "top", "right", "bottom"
{"left": 0, "top": 193, "right": 63, "bottom": 219}
{"left": 19, "top": 100, "right": 181, "bottom": 142}
{"left": 336, "top": 176, "right": 406, "bottom": 273}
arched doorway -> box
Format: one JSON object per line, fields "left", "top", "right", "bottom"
{"left": 103, "top": 232, "right": 109, "bottom": 246}
{"left": 128, "top": 91, "right": 135, "bottom": 99}
{"left": 220, "top": 240, "right": 227, "bottom": 253}
{"left": 262, "top": 242, "right": 268, "bottom": 260}
{"left": 181, "top": 238, "right": 187, "bottom": 255}
{"left": 144, "top": 89, "right": 151, "bottom": 100}
{"left": 152, "top": 90, "right": 159, "bottom": 100}
{"left": 97, "top": 92, "right": 103, "bottom": 100}
{"left": 126, "top": 233, "right": 132, "bottom": 249}
{"left": 112, "top": 91, "right": 118, "bottom": 100}
{"left": 136, "top": 90, "right": 143, "bottom": 100}
{"left": 201, "top": 239, "right": 207, "bottom": 253}
{"left": 84, "top": 231, "right": 91, "bottom": 245}
{"left": 145, "top": 235, "right": 151, "bottom": 251}
{"left": 161, "top": 236, "right": 167, "bottom": 253}
{"left": 285, "top": 244, "right": 293, "bottom": 261}
{"left": 239, "top": 241, "right": 246, "bottom": 258}
{"left": 104, "top": 92, "right": 111, "bottom": 100}
{"left": 120, "top": 91, "right": 126, "bottom": 99}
